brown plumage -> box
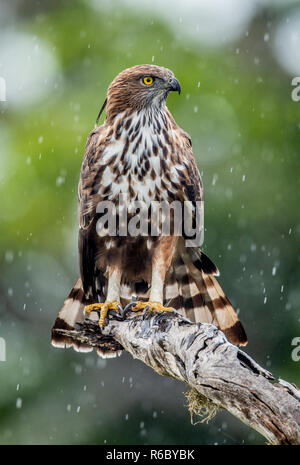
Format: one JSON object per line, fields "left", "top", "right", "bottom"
{"left": 52, "top": 64, "right": 247, "bottom": 357}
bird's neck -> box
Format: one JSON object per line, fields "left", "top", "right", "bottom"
{"left": 106, "top": 105, "right": 176, "bottom": 147}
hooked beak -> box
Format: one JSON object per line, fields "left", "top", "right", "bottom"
{"left": 168, "top": 77, "right": 181, "bottom": 95}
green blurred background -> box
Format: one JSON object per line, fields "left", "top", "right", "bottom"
{"left": 0, "top": 0, "right": 299, "bottom": 445}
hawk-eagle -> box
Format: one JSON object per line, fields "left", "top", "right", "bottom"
{"left": 51, "top": 65, "right": 247, "bottom": 357}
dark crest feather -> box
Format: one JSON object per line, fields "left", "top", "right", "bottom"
{"left": 96, "top": 98, "right": 107, "bottom": 125}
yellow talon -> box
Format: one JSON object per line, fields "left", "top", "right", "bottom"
{"left": 132, "top": 301, "right": 173, "bottom": 313}
{"left": 84, "top": 301, "right": 120, "bottom": 328}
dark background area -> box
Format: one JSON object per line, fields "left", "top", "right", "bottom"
{"left": 0, "top": 0, "right": 299, "bottom": 445}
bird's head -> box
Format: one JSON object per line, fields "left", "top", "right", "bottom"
{"left": 104, "top": 64, "right": 181, "bottom": 122}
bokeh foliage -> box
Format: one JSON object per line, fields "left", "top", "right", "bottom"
{"left": 0, "top": 0, "right": 299, "bottom": 445}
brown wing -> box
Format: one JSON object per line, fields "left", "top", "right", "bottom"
{"left": 78, "top": 125, "right": 108, "bottom": 300}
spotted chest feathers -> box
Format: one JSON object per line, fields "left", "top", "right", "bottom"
{"left": 94, "top": 108, "right": 187, "bottom": 206}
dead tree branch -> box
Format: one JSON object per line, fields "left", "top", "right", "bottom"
{"left": 53, "top": 311, "right": 300, "bottom": 445}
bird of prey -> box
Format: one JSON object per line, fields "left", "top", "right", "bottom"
{"left": 51, "top": 64, "right": 247, "bottom": 357}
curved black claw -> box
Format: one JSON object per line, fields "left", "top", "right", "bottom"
{"left": 120, "top": 301, "right": 139, "bottom": 319}
{"left": 142, "top": 306, "right": 150, "bottom": 318}
{"left": 107, "top": 306, "right": 124, "bottom": 322}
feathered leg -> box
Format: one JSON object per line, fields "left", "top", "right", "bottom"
{"left": 130, "top": 236, "right": 178, "bottom": 315}
{"left": 84, "top": 266, "right": 122, "bottom": 327}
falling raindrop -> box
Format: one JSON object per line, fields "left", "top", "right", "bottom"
{"left": 16, "top": 398, "right": 22, "bottom": 409}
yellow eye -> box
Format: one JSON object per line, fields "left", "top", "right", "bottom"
{"left": 143, "top": 76, "right": 154, "bottom": 86}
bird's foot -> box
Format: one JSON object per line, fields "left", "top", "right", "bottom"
{"left": 84, "top": 301, "right": 122, "bottom": 328}
{"left": 135, "top": 301, "right": 174, "bottom": 313}
{"left": 121, "top": 300, "right": 174, "bottom": 319}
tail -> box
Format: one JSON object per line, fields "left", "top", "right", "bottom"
{"left": 164, "top": 248, "right": 248, "bottom": 346}
{"left": 51, "top": 278, "right": 122, "bottom": 358}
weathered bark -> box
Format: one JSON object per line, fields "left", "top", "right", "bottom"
{"left": 53, "top": 310, "right": 300, "bottom": 445}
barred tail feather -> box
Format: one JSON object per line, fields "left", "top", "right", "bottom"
{"left": 51, "top": 278, "right": 123, "bottom": 358}
{"left": 51, "top": 278, "right": 90, "bottom": 351}
{"left": 165, "top": 251, "right": 247, "bottom": 347}
{"left": 200, "top": 273, "right": 247, "bottom": 346}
